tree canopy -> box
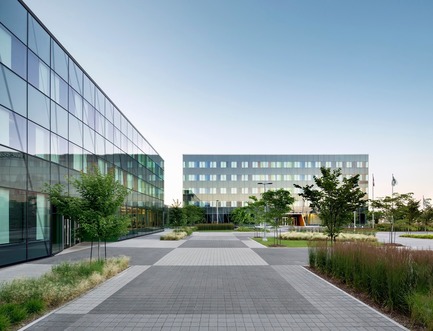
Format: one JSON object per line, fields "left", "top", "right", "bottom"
{"left": 44, "top": 166, "right": 130, "bottom": 259}
{"left": 295, "top": 167, "right": 366, "bottom": 241}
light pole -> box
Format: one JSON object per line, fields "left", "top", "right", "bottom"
{"left": 216, "top": 200, "right": 219, "bottom": 224}
{"left": 258, "top": 182, "right": 272, "bottom": 241}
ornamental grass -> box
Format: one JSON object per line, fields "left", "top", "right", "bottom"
{"left": 309, "top": 242, "right": 433, "bottom": 329}
{"left": 280, "top": 231, "right": 377, "bottom": 242}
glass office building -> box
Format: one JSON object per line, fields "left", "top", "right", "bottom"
{"left": 0, "top": 0, "right": 164, "bottom": 267}
{"left": 183, "top": 154, "right": 368, "bottom": 224}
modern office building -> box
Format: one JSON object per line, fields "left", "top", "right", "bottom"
{"left": 183, "top": 154, "right": 368, "bottom": 224}
{"left": 0, "top": 0, "right": 164, "bottom": 267}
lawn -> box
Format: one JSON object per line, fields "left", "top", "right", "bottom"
{"left": 253, "top": 238, "right": 309, "bottom": 247}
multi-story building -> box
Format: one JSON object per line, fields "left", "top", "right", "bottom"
{"left": 183, "top": 154, "right": 368, "bottom": 224}
{"left": 0, "top": 0, "right": 164, "bottom": 267}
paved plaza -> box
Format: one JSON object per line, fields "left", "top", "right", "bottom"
{"left": 0, "top": 231, "right": 408, "bottom": 330}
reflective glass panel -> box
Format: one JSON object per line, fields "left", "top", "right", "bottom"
{"left": 51, "top": 40, "right": 68, "bottom": 81}
{"left": 0, "top": 24, "right": 26, "bottom": 79}
{"left": 68, "top": 87, "right": 82, "bottom": 120}
{"left": 50, "top": 133, "right": 68, "bottom": 166}
{"left": 69, "top": 142, "right": 83, "bottom": 172}
{"left": 0, "top": 105, "right": 27, "bottom": 152}
{"left": 68, "top": 114, "right": 82, "bottom": 146}
{"left": 105, "top": 101, "right": 114, "bottom": 122}
{"left": 95, "top": 110, "right": 104, "bottom": 135}
{"left": 51, "top": 71, "right": 68, "bottom": 109}
{"left": 95, "top": 133, "right": 105, "bottom": 155}
{"left": 27, "top": 157, "right": 50, "bottom": 191}
{"left": 105, "top": 118, "right": 113, "bottom": 142}
{"left": 28, "top": 50, "right": 49, "bottom": 95}
{"left": 28, "top": 16, "right": 50, "bottom": 64}
{"left": 83, "top": 124, "right": 95, "bottom": 154}
{"left": 83, "top": 74, "right": 94, "bottom": 105}
{"left": 0, "top": 0, "right": 27, "bottom": 43}
{"left": 28, "top": 85, "right": 50, "bottom": 129}
{"left": 69, "top": 61, "right": 82, "bottom": 94}
{"left": 0, "top": 64, "right": 26, "bottom": 116}
{"left": 51, "top": 102, "right": 68, "bottom": 138}
{"left": 95, "top": 88, "right": 104, "bottom": 113}
{"left": 83, "top": 101, "right": 95, "bottom": 129}
{"left": 28, "top": 122, "right": 50, "bottom": 160}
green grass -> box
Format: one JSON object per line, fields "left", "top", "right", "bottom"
{"left": 253, "top": 238, "right": 309, "bottom": 247}
{"left": 400, "top": 234, "right": 433, "bottom": 239}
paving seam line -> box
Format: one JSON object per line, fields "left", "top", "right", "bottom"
{"left": 301, "top": 266, "right": 409, "bottom": 330}
{"left": 18, "top": 265, "right": 149, "bottom": 331}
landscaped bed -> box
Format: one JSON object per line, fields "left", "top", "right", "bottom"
{"left": 0, "top": 256, "right": 129, "bottom": 331}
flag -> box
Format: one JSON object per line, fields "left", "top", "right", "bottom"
{"left": 372, "top": 174, "right": 375, "bottom": 187}
{"left": 391, "top": 175, "right": 397, "bottom": 187}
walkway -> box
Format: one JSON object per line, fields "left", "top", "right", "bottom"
{"left": 0, "top": 231, "right": 406, "bottom": 330}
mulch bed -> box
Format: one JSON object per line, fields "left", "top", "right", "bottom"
{"left": 306, "top": 266, "right": 425, "bottom": 331}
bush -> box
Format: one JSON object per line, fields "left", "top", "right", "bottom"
{"left": 196, "top": 223, "right": 235, "bottom": 231}
{"left": 25, "top": 298, "right": 45, "bottom": 314}
{"left": 280, "top": 231, "right": 377, "bottom": 242}
{"left": 236, "top": 226, "right": 256, "bottom": 232}
{"left": 160, "top": 231, "right": 187, "bottom": 240}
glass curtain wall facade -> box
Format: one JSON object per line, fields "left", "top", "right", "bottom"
{"left": 183, "top": 154, "right": 368, "bottom": 224}
{"left": 0, "top": 0, "right": 164, "bottom": 267}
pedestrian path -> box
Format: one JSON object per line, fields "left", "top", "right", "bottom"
{"left": 0, "top": 232, "right": 407, "bottom": 330}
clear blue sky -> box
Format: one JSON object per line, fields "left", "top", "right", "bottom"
{"left": 24, "top": 0, "right": 433, "bottom": 205}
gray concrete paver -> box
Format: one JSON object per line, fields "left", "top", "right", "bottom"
{"left": 15, "top": 231, "right": 408, "bottom": 330}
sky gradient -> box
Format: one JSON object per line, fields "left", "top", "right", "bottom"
{"left": 24, "top": 0, "right": 433, "bottom": 205}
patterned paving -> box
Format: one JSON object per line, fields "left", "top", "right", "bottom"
{"left": 20, "top": 231, "right": 407, "bottom": 330}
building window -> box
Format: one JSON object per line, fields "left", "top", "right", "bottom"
{"left": 336, "top": 161, "right": 343, "bottom": 168}
{"left": 261, "top": 161, "right": 269, "bottom": 168}
{"left": 199, "top": 188, "right": 206, "bottom": 194}
{"left": 325, "top": 161, "right": 332, "bottom": 168}
{"left": 284, "top": 162, "right": 292, "bottom": 168}
{"left": 188, "top": 174, "right": 196, "bottom": 181}
{"left": 220, "top": 188, "right": 227, "bottom": 194}
{"left": 231, "top": 175, "right": 237, "bottom": 181}
{"left": 294, "top": 162, "right": 301, "bottom": 168}
{"left": 242, "top": 188, "right": 248, "bottom": 194}
{"left": 241, "top": 161, "right": 248, "bottom": 168}
{"left": 210, "top": 161, "right": 216, "bottom": 168}
{"left": 220, "top": 161, "right": 227, "bottom": 168}
{"left": 199, "top": 161, "right": 206, "bottom": 168}
{"left": 231, "top": 188, "right": 237, "bottom": 194}
{"left": 284, "top": 175, "right": 292, "bottom": 181}
{"left": 305, "top": 162, "right": 312, "bottom": 168}
{"left": 210, "top": 175, "right": 216, "bottom": 181}
{"left": 252, "top": 162, "right": 258, "bottom": 168}
{"left": 241, "top": 175, "right": 248, "bottom": 181}
{"left": 346, "top": 162, "right": 352, "bottom": 168}
{"left": 231, "top": 161, "right": 237, "bottom": 168}
{"left": 294, "top": 174, "right": 302, "bottom": 180}
{"left": 252, "top": 188, "right": 258, "bottom": 194}
{"left": 188, "top": 161, "right": 195, "bottom": 168}
{"left": 305, "top": 175, "right": 313, "bottom": 180}
{"left": 357, "top": 161, "right": 363, "bottom": 168}
{"left": 199, "top": 174, "right": 206, "bottom": 181}
{"left": 315, "top": 161, "right": 321, "bottom": 168}
{"left": 220, "top": 201, "right": 226, "bottom": 207}
{"left": 220, "top": 174, "right": 226, "bottom": 181}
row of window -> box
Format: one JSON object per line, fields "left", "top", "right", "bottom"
{"left": 185, "top": 174, "right": 369, "bottom": 182}
{"left": 185, "top": 160, "right": 368, "bottom": 169}
{"left": 190, "top": 200, "right": 308, "bottom": 208}
{"left": 185, "top": 187, "right": 304, "bottom": 195}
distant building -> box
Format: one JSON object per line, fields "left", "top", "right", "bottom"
{"left": 0, "top": 0, "right": 164, "bottom": 267}
{"left": 183, "top": 154, "right": 368, "bottom": 224}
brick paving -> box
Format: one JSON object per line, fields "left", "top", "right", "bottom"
{"left": 3, "top": 231, "right": 407, "bottom": 330}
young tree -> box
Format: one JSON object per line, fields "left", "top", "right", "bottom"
{"left": 294, "top": 167, "right": 366, "bottom": 242}
{"left": 169, "top": 199, "right": 186, "bottom": 228}
{"left": 262, "top": 189, "right": 295, "bottom": 244}
{"left": 231, "top": 206, "right": 254, "bottom": 226}
{"left": 183, "top": 204, "right": 205, "bottom": 225}
{"left": 45, "top": 166, "right": 130, "bottom": 260}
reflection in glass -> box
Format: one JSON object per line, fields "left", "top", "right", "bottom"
{"left": 28, "top": 50, "right": 49, "bottom": 95}
{"left": 68, "top": 87, "right": 82, "bottom": 120}
{"left": 68, "top": 61, "right": 82, "bottom": 94}
{"left": 51, "top": 102, "right": 68, "bottom": 138}
{"left": 51, "top": 133, "right": 68, "bottom": 166}
{"left": 0, "top": 64, "right": 26, "bottom": 116}
{"left": 0, "top": 24, "right": 26, "bottom": 79}
{"left": 0, "top": 0, "right": 27, "bottom": 43}
{"left": 51, "top": 40, "right": 68, "bottom": 81}
{"left": 69, "top": 142, "right": 83, "bottom": 172}
{"left": 83, "top": 101, "right": 95, "bottom": 129}
{"left": 28, "top": 122, "right": 50, "bottom": 160}
{"left": 83, "top": 74, "right": 94, "bottom": 105}
{"left": 51, "top": 71, "right": 68, "bottom": 109}
{"left": 68, "top": 114, "right": 82, "bottom": 146}
{"left": 28, "top": 16, "right": 50, "bottom": 64}
{"left": 83, "top": 124, "right": 95, "bottom": 154}
{"left": 28, "top": 85, "right": 50, "bottom": 129}
{"left": 0, "top": 105, "right": 27, "bottom": 152}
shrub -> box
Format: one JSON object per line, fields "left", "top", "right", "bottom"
{"left": 280, "top": 231, "right": 377, "bottom": 242}
{"left": 408, "top": 292, "right": 433, "bottom": 330}
{"left": 25, "top": 298, "right": 45, "bottom": 314}
{"left": 160, "top": 231, "right": 187, "bottom": 240}
{"left": 196, "top": 223, "right": 235, "bottom": 231}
